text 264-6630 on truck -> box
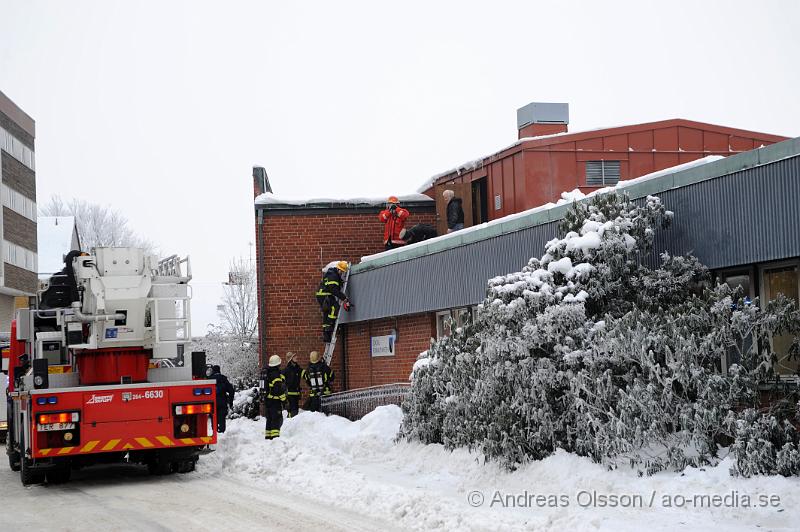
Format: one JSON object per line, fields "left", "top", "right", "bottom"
{"left": 5, "top": 247, "right": 216, "bottom": 485}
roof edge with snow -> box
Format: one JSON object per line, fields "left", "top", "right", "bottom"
{"left": 357, "top": 136, "right": 800, "bottom": 274}
{"left": 416, "top": 118, "right": 790, "bottom": 193}
{"left": 255, "top": 192, "right": 434, "bottom": 213}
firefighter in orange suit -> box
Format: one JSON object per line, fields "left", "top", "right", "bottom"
{"left": 379, "top": 196, "right": 410, "bottom": 250}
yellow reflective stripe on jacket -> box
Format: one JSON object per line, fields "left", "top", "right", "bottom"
{"left": 324, "top": 280, "right": 340, "bottom": 286}
{"left": 316, "top": 290, "right": 330, "bottom": 296}
{"left": 266, "top": 375, "right": 285, "bottom": 400}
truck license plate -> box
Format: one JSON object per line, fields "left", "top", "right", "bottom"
{"left": 37, "top": 422, "right": 75, "bottom": 432}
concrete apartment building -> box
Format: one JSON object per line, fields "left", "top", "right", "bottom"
{"left": 0, "top": 90, "right": 38, "bottom": 332}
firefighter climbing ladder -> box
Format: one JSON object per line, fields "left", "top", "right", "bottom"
{"left": 323, "top": 263, "right": 350, "bottom": 365}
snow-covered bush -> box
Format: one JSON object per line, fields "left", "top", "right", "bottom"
{"left": 400, "top": 192, "right": 800, "bottom": 476}
{"left": 229, "top": 387, "right": 261, "bottom": 420}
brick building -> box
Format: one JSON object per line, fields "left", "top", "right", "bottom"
{"left": 341, "top": 138, "right": 800, "bottom": 386}
{"left": 253, "top": 103, "right": 791, "bottom": 392}
{"left": 252, "top": 171, "right": 435, "bottom": 391}
{"left": 419, "top": 102, "right": 786, "bottom": 233}
{"left": 0, "top": 89, "right": 38, "bottom": 332}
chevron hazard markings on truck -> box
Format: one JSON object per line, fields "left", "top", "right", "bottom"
{"left": 36, "top": 436, "right": 214, "bottom": 456}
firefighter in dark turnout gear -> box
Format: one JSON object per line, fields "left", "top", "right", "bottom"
{"left": 302, "top": 351, "right": 335, "bottom": 412}
{"left": 282, "top": 351, "right": 302, "bottom": 417}
{"left": 209, "top": 365, "right": 235, "bottom": 433}
{"left": 315, "top": 261, "right": 350, "bottom": 343}
{"left": 260, "top": 355, "right": 287, "bottom": 439}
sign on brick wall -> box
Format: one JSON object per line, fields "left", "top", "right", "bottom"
{"left": 370, "top": 332, "right": 396, "bottom": 357}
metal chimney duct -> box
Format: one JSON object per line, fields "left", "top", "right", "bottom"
{"left": 516, "top": 102, "right": 569, "bottom": 138}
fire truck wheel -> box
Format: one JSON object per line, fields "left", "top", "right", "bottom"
{"left": 46, "top": 464, "right": 71, "bottom": 484}
{"left": 8, "top": 448, "right": 21, "bottom": 472}
{"left": 147, "top": 458, "right": 172, "bottom": 476}
{"left": 20, "top": 445, "right": 44, "bottom": 486}
{"left": 175, "top": 459, "right": 196, "bottom": 474}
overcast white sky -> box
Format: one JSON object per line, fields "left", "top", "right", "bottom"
{"left": 1, "top": 0, "right": 798, "bottom": 334}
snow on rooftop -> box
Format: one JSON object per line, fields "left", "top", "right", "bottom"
{"left": 365, "top": 155, "right": 724, "bottom": 264}
{"left": 255, "top": 192, "right": 433, "bottom": 207}
{"left": 37, "top": 216, "right": 78, "bottom": 277}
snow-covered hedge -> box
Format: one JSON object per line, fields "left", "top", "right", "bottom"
{"left": 400, "top": 192, "right": 800, "bottom": 476}
{"left": 230, "top": 387, "right": 261, "bottom": 420}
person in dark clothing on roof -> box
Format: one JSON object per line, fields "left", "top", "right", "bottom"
{"left": 209, "top": 365, "right": 235, "bottom": 433}
{"left": 443, "top": 189, "right": 464, "bottom": 233}
{"left": 315, "top": 261, "right": 351, "bottom": 343}
{"left": 400, "top": 223, "right": 438, "bottom": 245}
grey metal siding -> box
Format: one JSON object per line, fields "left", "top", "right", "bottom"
{"left": 645, "top": 156, "right": 800, "bottom": 269}
{"left": 344, "top": 220, "right": 560, "bottom": 322}
{"left": 344, "top": 154, "right": 800, "bottom": 323}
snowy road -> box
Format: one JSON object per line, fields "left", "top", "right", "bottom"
{"left": 0, "top": 460, "right": 397, "bottom": 532}
{"left": 3, "top": 406, "right": 800, "bottom": 531}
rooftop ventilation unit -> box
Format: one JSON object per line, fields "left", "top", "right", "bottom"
{"left": 516, "top": 102, "right": 569, "bottom": 129}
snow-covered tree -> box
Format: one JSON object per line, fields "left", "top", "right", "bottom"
{"left": 189, "top": 326, "right": 259, "bottom": 390}
{"left": 188, "top": 257, "right": 259, "bottom": 392}
{"left": 40, "top": 195, "right": 156, "bottom": 253}
{"left": 217, "top": 257, "right": 258, "bottom": 343}
{"left": 400, "top": 192, "right": 800, "bottom": 476}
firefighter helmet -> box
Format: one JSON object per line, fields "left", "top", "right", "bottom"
{"left": 336, "top": 261, "right": 349, "bottom": 272}
{"left": 309, "top": 351, "right": 320, "bottom": 363}
{"left": 268, "top": 354, "right": 281, "bottom": 367}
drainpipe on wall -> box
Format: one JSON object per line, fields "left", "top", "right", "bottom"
{"left": 257, "top": 208, "right": 267, "bottom": 366}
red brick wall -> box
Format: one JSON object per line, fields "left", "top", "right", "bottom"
{"left": 343, "top": 313, "right": 435, "bottom": 389}
{"left": 255, "top": 207, "right": 436, "bottom": 392}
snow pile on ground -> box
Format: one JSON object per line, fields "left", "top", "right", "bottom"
{"left": 199, "top": 406, "right": 800, "bottom": 531}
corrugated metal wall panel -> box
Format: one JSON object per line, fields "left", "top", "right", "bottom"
{"left": 345, "top": 156, "right": 800, "bottom": 323}
{"left": 344, "top": 220, "right": 561, "bottom": 322}
{"left": 645, "top": 156, "right": 800, "bottom": 269}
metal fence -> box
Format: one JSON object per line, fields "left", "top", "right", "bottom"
{"left": 321, "top": 383, "right": 410, "bottom": 421}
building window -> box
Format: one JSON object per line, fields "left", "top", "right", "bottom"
{"left": 719, "top": 268, "right": 755, "bottom": 300}
{"left": 760, "top": 262, "right": 800, "bottom": 376}
{"left": 586, "top": 161, "right": 620, "bottom": 186}
{"left": 436, "top": 310, "right": 452, "bottom": 339}
{"left": 436, "top": 307, "right": 473, "bottom": 339}
{"left": 454, "top": 308, "right": 471, "bottom": 329}
{"left": 3, "top": 240, "right": 38, "bottom": 273}
{"left": 0, "top": 125, "right": 36, "bottom": 171}
{"left": 1, "top": 185, "right": 37, "bottom": 221}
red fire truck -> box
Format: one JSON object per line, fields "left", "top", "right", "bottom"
{"left": 5, "top": 248, "right": 216, "bottom": 485}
